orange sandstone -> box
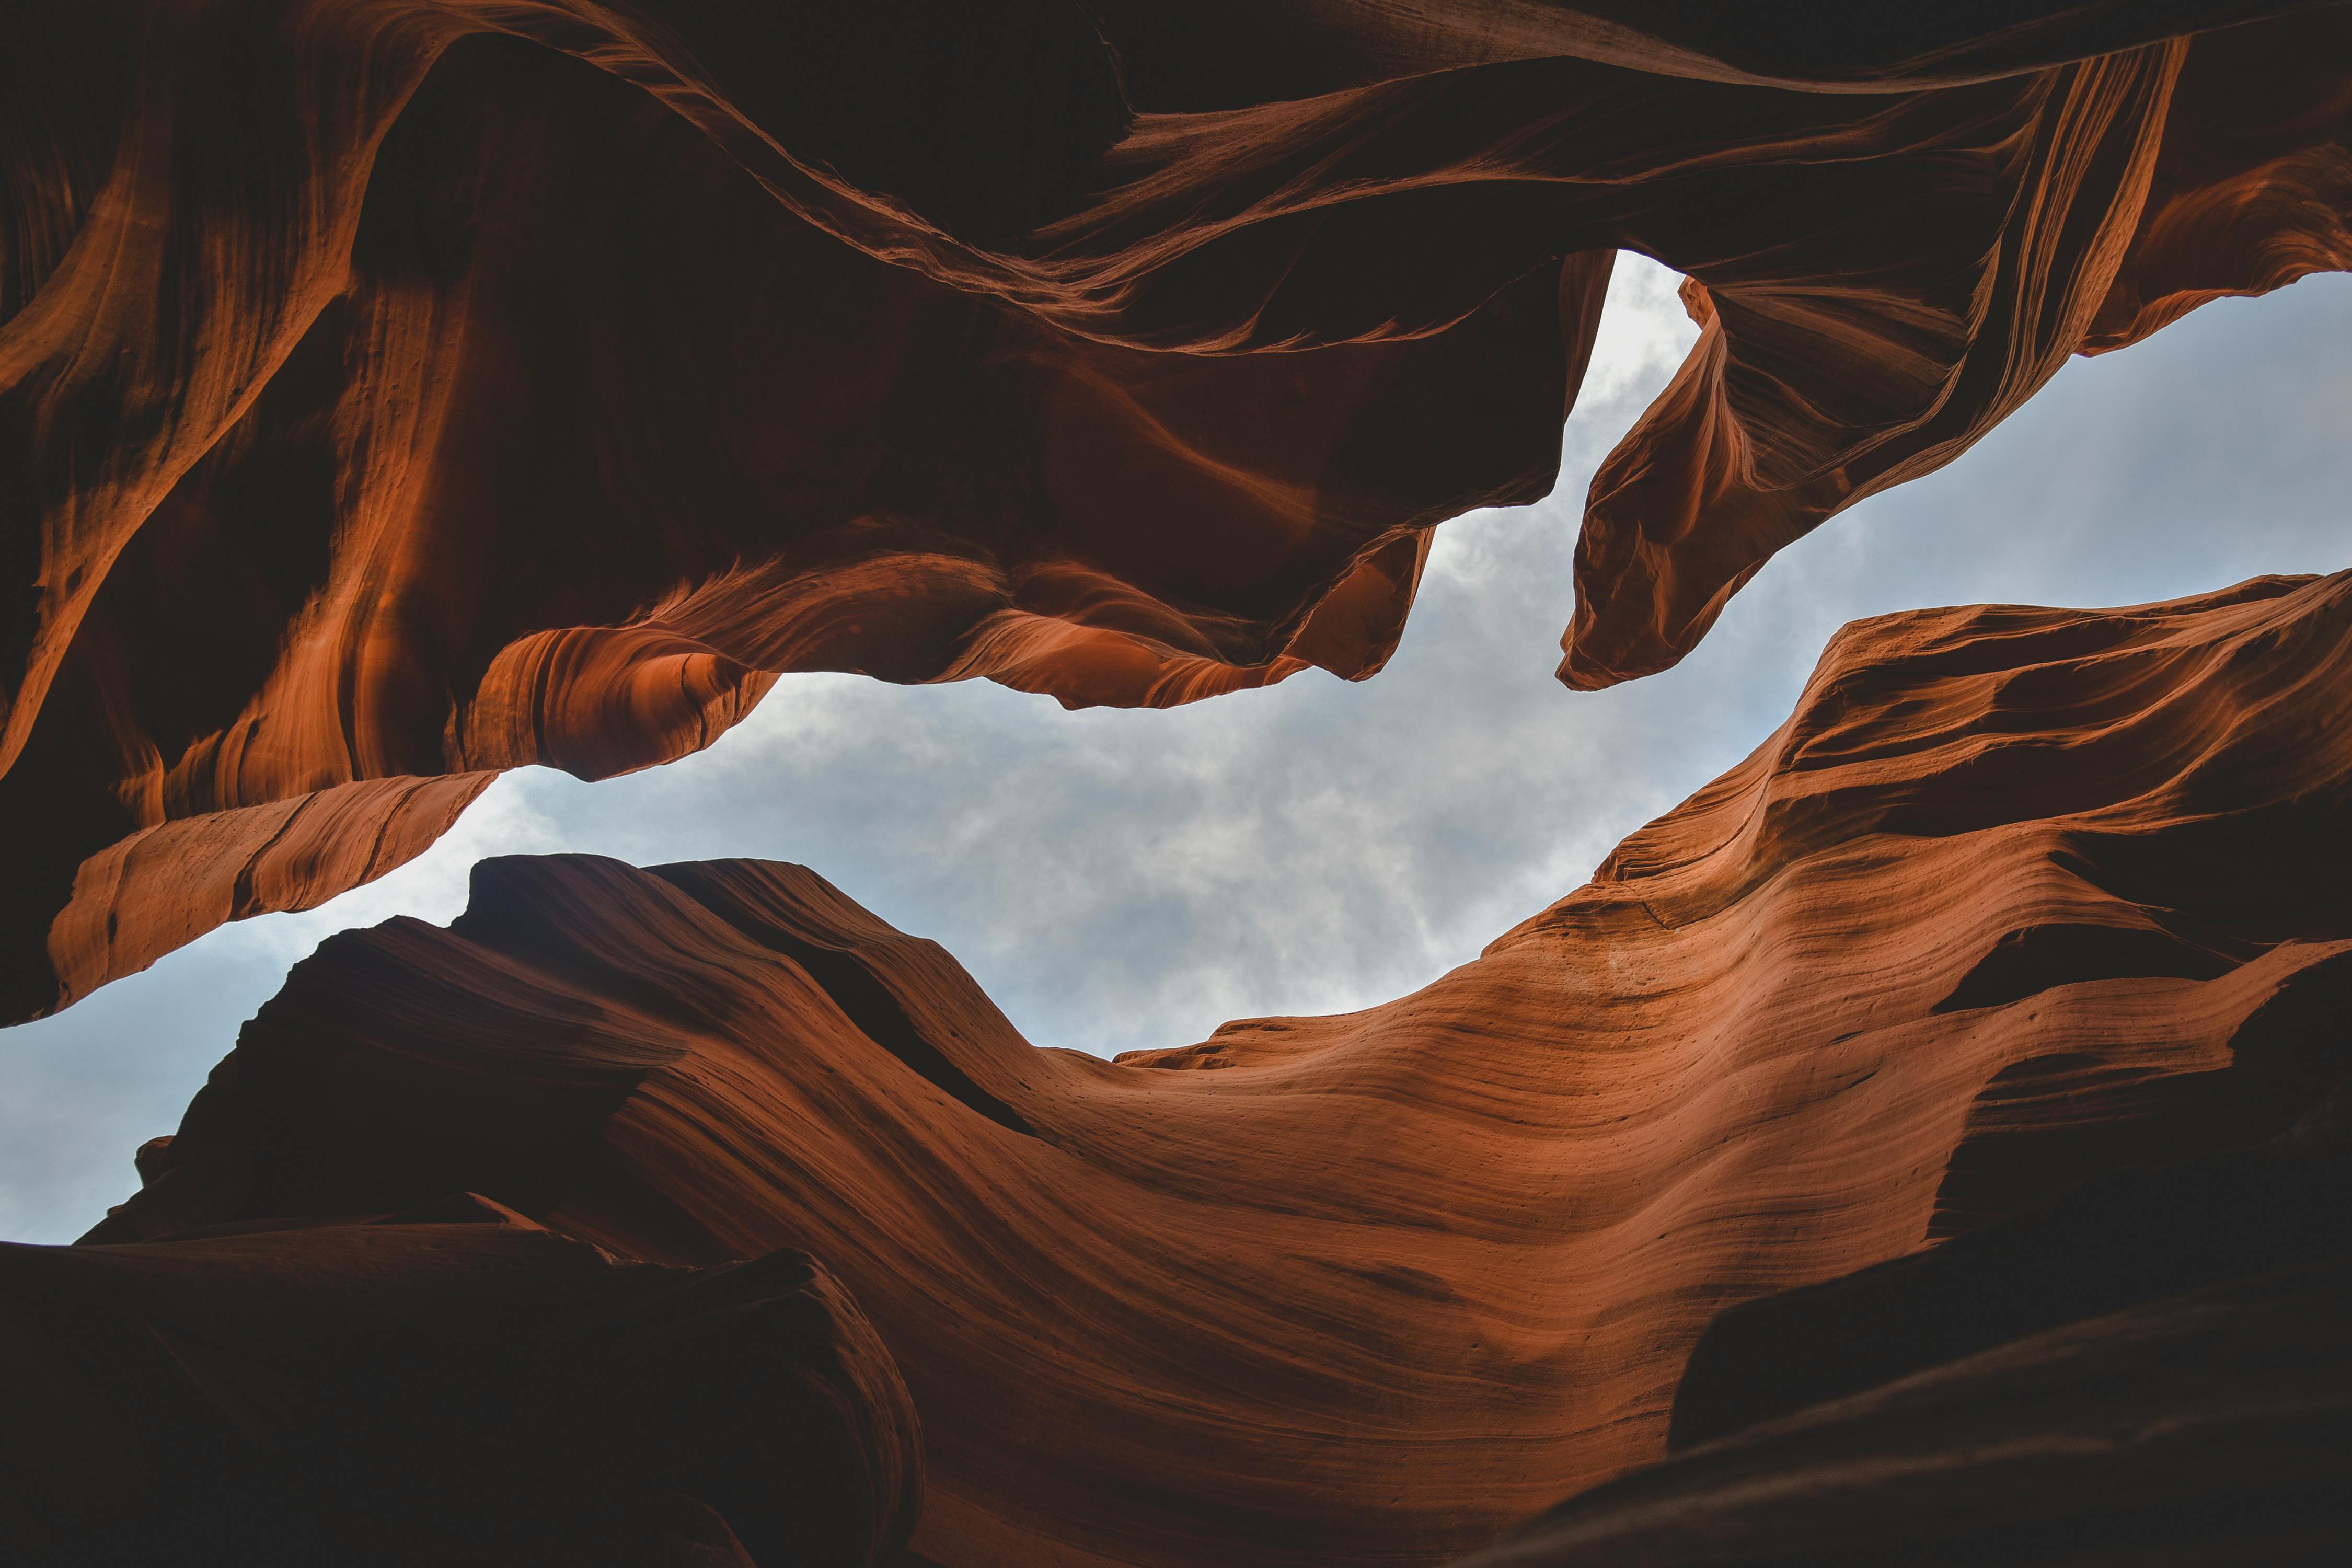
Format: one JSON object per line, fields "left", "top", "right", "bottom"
{"left": 3, "top": 4, "right": 2348, "bottom": 1019}
{"left": 83, "top": 572, "right": 2352, "bottom": 1566}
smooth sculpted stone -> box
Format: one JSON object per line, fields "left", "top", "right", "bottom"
{"left": 3, "top": 3, "right": 2350, "bottom": 1019}
{"left": 1452, "top": 1258, "right": 2352, "bottom": 1567}
{"left": 85, "top": 572, "right": 2352, "bottom": 1566}
{"left": 1459, "top": 1076, "right": 2352, "bottom": 1565}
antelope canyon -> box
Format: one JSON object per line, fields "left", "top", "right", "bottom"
{"left": 5, "top": 1, "right": 2352, "bottom": 1017}
{"left": 35, "top": 569, "right": 2352, "bottom": 1564}
{"left": 6, "top": 5, "right": 2351, "bottom": 1566}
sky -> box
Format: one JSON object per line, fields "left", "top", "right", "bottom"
{"left": 4, "top": 257, "right": 2347, "bottom": 1243}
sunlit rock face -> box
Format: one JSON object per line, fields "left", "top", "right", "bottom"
{"left": 4, "top": 2, "right": 2349, "bottom": 1021}
{"left": 77, "top": 571, "right": 2352, "bottom": 1566}
{"left": 1461, "top": 1260, "right": 2352, "bottom": 1567}
{"left": 1461, "top": 1057, "right": 2352, "bottom": 1566}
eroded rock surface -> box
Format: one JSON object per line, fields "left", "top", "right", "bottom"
{"left": 73, "top": 571, "right": 2352, "bottom": 1566}
{"left": 1458, "top": 1258, "right": 2352, "bottom": 1567}
{"left": 1462, "top": 1071, "right": 2352, "bottom": 1565}
{"left": 4, "top": 3, "right": 2349, "bottom": 1019}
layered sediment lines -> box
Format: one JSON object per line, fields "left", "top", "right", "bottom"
{"left": 1463, "top": 1259, "right": 2352, "bottom": 1566}
{"left": 1466, "top": 1061, "right": 2352, "bottom": 1565}
{"left": 5, "top": 3, "right": 2350, "bottom": 1019}
{"left": 81, "top": 572, "right": 2352, "bottom": 1566}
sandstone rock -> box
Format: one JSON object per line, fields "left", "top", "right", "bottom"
{"left": 1459, "top": 1071, "right": 2352, "bottom": 1565}
{"left": 4, "top": 4, "right": 2346, "bottom": 1019}
{"left": 3, "top": 1199, "right": 920, "bottom": 1565}
{"left": 1455, "top": 1256, "right": 2352, "bottom": 1567}
{"left": 85, "top": 571, "right": 2352, "bottom": 1565}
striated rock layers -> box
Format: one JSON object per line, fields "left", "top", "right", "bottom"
{"left": 6, "top": 3, "right": 2352, "bottom": 1020}
{"left": 1464, "top": 1254, "right": 2352, "bottom": 1566}
{"left": 1463, "top": 997, "right": 2352, "bottom": 1565}
{"left": 55, "top": 570, "right": 2352, "bottom": 1565}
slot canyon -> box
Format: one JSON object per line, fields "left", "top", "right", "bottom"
{"left": 4, "top": 5, "right": 2349, "bottom": 1564}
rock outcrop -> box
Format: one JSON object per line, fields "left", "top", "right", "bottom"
{"left": 1460, "top": 1259, "right": 2352, "bottom": 1567}
{"left": 5, "top": 3, "right": 2349, "bottom": 1020}
{"left": 2, "top": 1200, "right": 921, "bottom": 1566}
{"left": 1460, "top": 1069, "right": 2352, "bottom": 1565}
{"left": 63, "top": 570, "right": 2352, "bottom": 1566}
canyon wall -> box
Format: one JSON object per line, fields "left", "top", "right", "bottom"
{"left": 1, "top": 1207, "right": 923, "bottom": 1565}
{"left": 55, "top": 570, "right": 2352, "bottom": 1565}
{"left": 4, "top": 2, "right": 2349, "bottom": 1020}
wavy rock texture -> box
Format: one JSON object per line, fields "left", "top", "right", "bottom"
{"left": 4, "top": 3, "right": 2350, "bottom": 1019}
{"left": 77, "top": 571, "right": 2352, "bottom": 1566}
{"left": 1463, "top": 1067, "right": 2352, "bottom": 1565}
{"left": 2083, "top": 8, "right": 2352, "bottom": 351}
{"left": 4, "top": 1198, "right": 921, "bottom": 1566}
{"left": 1461, "top": 1259, "right": 2352, "bottom": 1567}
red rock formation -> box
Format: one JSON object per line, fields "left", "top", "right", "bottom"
{"left": 1458, "top": 1259, "right": 2352, "bottom": 1566}
{"left": 75, "top": 571, "right": 2352, "bottom": 1566}
{"left": 1562, "top": 4, "right": 2352, "bottom": 689}
{"left": 4, "top": 1198, "right": 921, "bottom": 1566}
{"left": 4, "top": 3, "right": 2348, "bottom": 1021}
{"left": 1461, "top": 1068, "right": 2352, "bottom": 1564}
{"left": 2083, "top": 8, "right": 2352, "bottom": 351}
